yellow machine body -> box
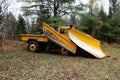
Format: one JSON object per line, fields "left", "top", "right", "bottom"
{"left": 42, "top": 22, "right": 77, "bottom": 54}
{"left": 20, "top": 34, "right": 48, "bottom": 42}
{"left": 20, "top": 22, "right": 110, "bottom": 59}
{"left": 68, "top": 28, "right": 110, "bottom": 58}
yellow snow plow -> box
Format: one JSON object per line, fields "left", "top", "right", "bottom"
{"left": 42, "top": 22, "right": 110, "bottom": 58}
{"left": 68, "top": 28, "right": 110, "bottom": 58}
{"left": 20, "top": 22, "right": 110, "bottom": 59}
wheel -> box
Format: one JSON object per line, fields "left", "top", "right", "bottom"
{"left": 45, "top": 45, "right": 49, "bottom": 52}
{"left": 28, "top": 41, "right": 39, "bottom": 52}
{"left": 60, "top": 47, "right": 69, "bottom": 55}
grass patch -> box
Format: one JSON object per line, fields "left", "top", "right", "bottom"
{"left": 0, "top": 47, "right": 120, "bottom": 80}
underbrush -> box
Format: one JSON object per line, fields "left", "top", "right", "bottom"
{"left": 0, "top": 40, "right": 27, "bottom": 53}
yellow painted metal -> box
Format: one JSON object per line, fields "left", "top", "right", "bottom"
{"left": 20, "top": 22, "right": 110, "bottom": 58}
{"left": 29, "top": 43, "right": 37, "bottom": 52}
{"left": 20, "top": 34, "right": 48, "bottom": 42}
{"left": 42, "top": 22, "right": 77, "bottom": 54}
{"left": 68, "top": 28, "right": 110, "bottom": 58}
{"left": 58, "top": 26, "right": 70, "bottom": 33}
{"left": 60, "top": 47, "right": 69, "bottom": 55}
{"left": 58, "top": 26, "right": 71, "bottom": 41}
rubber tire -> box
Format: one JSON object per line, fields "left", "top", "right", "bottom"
{"left": 28, "top": 41, "right": 39, "bottom": 52}
{"left": 60, "top": 48, "right": 69, "bottom": 55}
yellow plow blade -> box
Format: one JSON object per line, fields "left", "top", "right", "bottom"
{"left": 42, "top": 22, "right": 77, "bottom": 53}
{"left": 68, "top": 28, "right": 110, "bottom": 59}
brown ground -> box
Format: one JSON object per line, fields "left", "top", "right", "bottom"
{"left": 0, "top": 40, "right": 27, "bottom": 53}
{"left": 0, "top": 40, "right": 120, "bottom": 80}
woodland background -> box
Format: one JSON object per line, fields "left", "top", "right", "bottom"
{"left": 0, "top": 0, "right": 120, "bottom": 44}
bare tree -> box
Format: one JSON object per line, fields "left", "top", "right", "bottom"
{"left": 0, "top": 0, "right": 11, "bottom": 38}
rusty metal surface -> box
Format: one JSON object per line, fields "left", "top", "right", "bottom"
{"left": 42, "top": 22, "right": 77, "bottom": 53}
{"left": 43, "top": 28, "right": 72, "bottom": 52}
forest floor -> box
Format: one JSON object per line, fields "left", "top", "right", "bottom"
{"left": 0, "top": 40, "right": 120, "bottom": 80}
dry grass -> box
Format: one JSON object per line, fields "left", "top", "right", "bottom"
{"left": 0, "top": 43, "right": 120, "bottom": 80}
{"left": 0, "top": 40, "right": 120, "bottom": 80}
{"left": 0, "top": 40, "right": 27, "bottom": 53}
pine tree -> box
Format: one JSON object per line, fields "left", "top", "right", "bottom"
{"left": 0, "top": 6, "right": 3, "bottom": 26}
{"left": 15, "top": 15, "right": 26, "bottom": 39}
{"left": 0, "top": 6, "right": 3, "bottom": 40}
